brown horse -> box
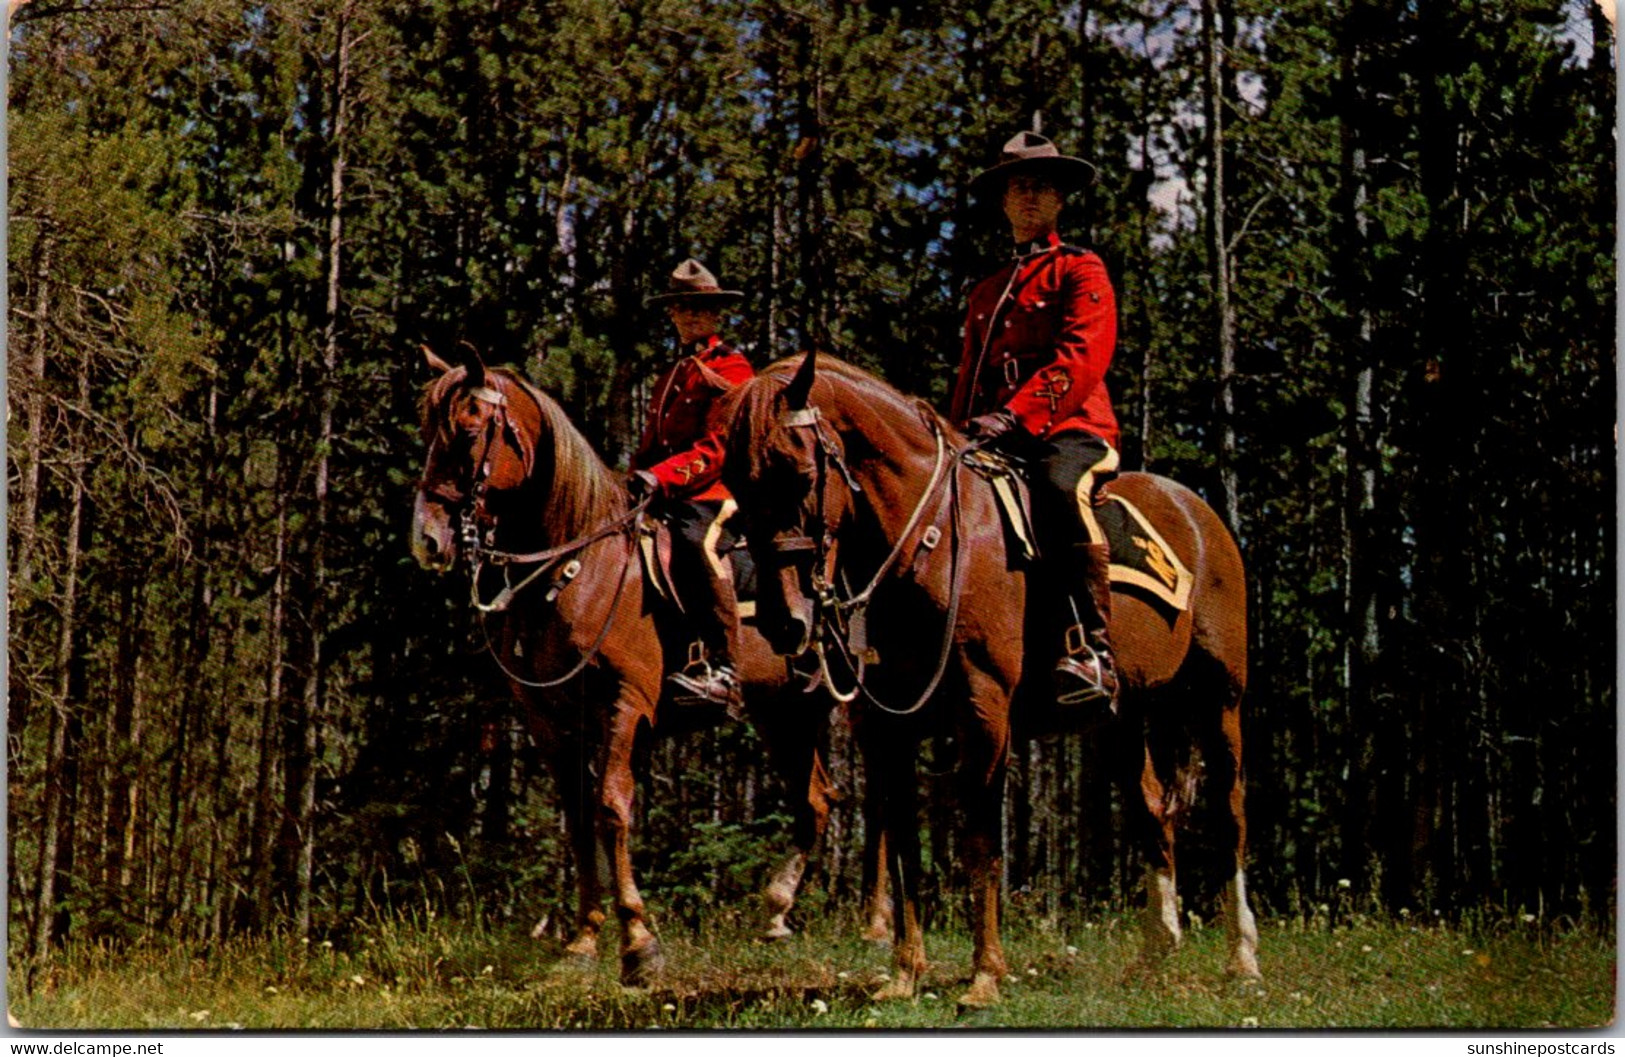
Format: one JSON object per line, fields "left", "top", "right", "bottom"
{"left": 723, "top": 350, "right": 1260, "bottom": 1006}
{"left": 409, "top": 346, "right": 885, "bottom": 984}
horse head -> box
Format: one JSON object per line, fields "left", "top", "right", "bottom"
{"left": 411, "top": 343, "right": 540, "bottom": 571}
{"left": 725, "top": 348, "right": 861, "bottom": 658}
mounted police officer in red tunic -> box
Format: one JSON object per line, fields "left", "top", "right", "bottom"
{"left": 950, "top": 131, "right": 1120, "bottom": 721}
{"left": 630, "top": 259, "right": 754, "bottom": 714}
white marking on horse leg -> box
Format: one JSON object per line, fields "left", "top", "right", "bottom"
{"left": 1224, "top": 868, "right": 1262, "bottom": 979}
{"left": 1139, "top": 864, "right": 1182, "bottom": 965}
{"left": 763, "top": 851, "right": 807, "bottom": 940}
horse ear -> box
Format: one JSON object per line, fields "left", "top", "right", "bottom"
{"left": 783, "top": 348, "right": 818, "bottom": 410}
{"left": 456, "top": 340, "right": 487, "bottom": 389}
{"left": 421, "top": 344, "right": 456, "bottom": 375}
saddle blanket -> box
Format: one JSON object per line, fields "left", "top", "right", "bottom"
{"left": 969, "top": 453, "right": 1193, "bottom": 614}
{"left": 1085, "top": 495, "right": 1193, "bottom": 613}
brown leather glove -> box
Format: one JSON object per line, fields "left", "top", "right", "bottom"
{"left": 964, "top": 409, "right": 1021, "bottom": 446}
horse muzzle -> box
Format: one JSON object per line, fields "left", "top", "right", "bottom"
{"left": 756, "top": 560, "right": 816, "bottom": 657}
{"left": 411, "top": 492, "right": 459, "bottom": 572}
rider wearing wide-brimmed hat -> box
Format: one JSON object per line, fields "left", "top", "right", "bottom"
{"left": 630, "top": 258, "right": 753, "bottom": 714}
{"left": 949, "top": 130, "right": 1120, "bottom": 721}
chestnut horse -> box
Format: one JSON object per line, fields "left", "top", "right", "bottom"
{"left": 409, "top": 347, "right": 884, "bottom": 985}
{"left": 723, "top": 350, "right": 1260, "bottom": 1006}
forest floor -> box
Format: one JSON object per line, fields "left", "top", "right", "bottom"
{"left": 8, "top": 906, "right": 1615, "bottom": 1031}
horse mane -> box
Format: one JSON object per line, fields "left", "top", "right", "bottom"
{"left": 729, "top": 353, "right": 950, "bottom": 465}
{"left": 421, "top": 365, "right": 625, "bottom": 538}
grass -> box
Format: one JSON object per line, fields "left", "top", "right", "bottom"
{"left": 9, "top": 906, "right": 1615, "bottom": 1031}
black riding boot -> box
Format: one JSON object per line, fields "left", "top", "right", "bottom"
{"left": 1053, "top": 542, "right": 1119, "bottom": 722}
{"left": 667, "top": 562, "right": 746, "bottom": 719}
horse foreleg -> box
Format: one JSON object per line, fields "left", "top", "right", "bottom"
{"left": 869, "top": 730, "right": 926, "bottom": 1003}
{"left": 761, "top": 742, "right": 833, "bottom": 941}
{"left": 543, "top": 729, "right": 605, "bottom": 960}
{"left": 598, "top": 703, "right": 663, "bottom": 987}
{"left": 955, "top": 713, "right": 1010, "bottom": 1009}
{"left": 859, "top": 805, "right": 892, "bottom": 944}
{"left": 1131, "top": 743, "right": 1182, "bottom": 977}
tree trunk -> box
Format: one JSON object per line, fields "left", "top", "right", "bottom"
{"left": 1202, "top": 0, "right": 1240, "bottom": 534}
{"left": 30, "top": 351, "right": 90, "bottom": 962}
{"left": 1337, "top": 1, "right": 1383, "bottom": 894}
{"left": 287, "top": 3, "right": 358, "bottom": 938}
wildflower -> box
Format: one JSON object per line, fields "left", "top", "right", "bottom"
{"left": 1241, "top": 1016, "right": 1260, "bottom": 1028}
{"left": 923, "top": 992, "right": 939, "bottom": 1001}
{"left": 1065, "top": 945, "right": 1079, "bottom": 956}
{"left": 1361, "top": 944, "right": 1373, "bottom": 953}
{"left": 1337, "top": 878, "right": 1352, "bottom": 889}
{"left": 350, "top": 975, "right": 365, "bottom": 986}
{"left": 321, "top": 940, "right": 334, "bottom": 950}
{"left": 263, "top": 986, "right": 278, "bottom": 995}
{"left": 189, "top": 1010, "right": 210, "bottom": 1022}
{"left": 482, "top": 965, "right": 494, "bottom": 976}
{"left": 1026, "top": 968, "right": 1038, "bottom": 977}
{"left": 810, "top": 999, "right": 829, "bottom": 1015}
{"left": 662, "top": 1003, "right": 677, "bottom": 1013}
{"left": 1521, "top": 913, "right": 1537, "bottom": 924}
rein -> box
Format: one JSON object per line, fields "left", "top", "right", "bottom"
{"left": 782, "top": 402, "right": 973, "bottom": 716}
{"left": 440, "top": 376, "right": 651, "bottom": 688}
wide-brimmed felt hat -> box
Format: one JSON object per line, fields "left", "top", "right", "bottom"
{"left": 969, "top": 131, "right": 1097, "bottom": 197}
{"left": 644, "top": 258, "right": 744, "bottom": 307}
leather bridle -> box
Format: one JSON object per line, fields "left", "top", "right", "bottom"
{"left": 422, "top": 377, "right": 648, "bottom": 688}
{"left": 766, "top": 400, "right": 972, "bottom": 715}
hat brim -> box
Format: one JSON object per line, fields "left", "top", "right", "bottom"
{"left": 970, "top": 154, "right": 1097, "bottom": 197}
{"left": 644, "top": 289, "right": 745, "bottom": 308}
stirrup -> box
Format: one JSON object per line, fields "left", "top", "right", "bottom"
{"left": 1056, "top": 626, "right": 1117, "bottom": 710}
{"left": 667, "top": 658, "right": 742, "bottom": 715}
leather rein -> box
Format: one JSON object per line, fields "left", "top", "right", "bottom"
{"left": 774, "top": 402, "right": 974, "bottom": 716}
{"left": 449, "top": 382, "right": 650, "bottom": 689}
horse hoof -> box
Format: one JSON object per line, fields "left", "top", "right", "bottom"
{"left": 762, "top": 922, "right": 795, "bottom": 941}
{"left": 860, "top": 924, "right": 893, "bottom": 946}
{"left": 956, "top": 972, "right": 1002, "bottom": 1009}
{"left": 1226, "top": 961, "right": 1264, "bottom": 983}
{"left": 871, "top": 975, "right": 916, "bottom": 1003}
{"left": 562, "top": 934, "right": 599, "bottom": 959}
{"left": 620, "top": 938, "right": 665, "bottom": 988}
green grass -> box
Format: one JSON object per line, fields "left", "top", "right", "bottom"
{"left": 10, "top": 907, "right": 1615, "bottom": 1030}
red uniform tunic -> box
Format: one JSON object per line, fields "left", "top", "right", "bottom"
{"left": 949, "top": 233, "right": 1119, "bottom": 450}
{"left": 633, "top": 335, "right": 754, "bottom": 501}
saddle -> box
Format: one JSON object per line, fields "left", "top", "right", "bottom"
{"left": 964, "top": 451, "right": 1193, "bottom": 613}
{"left": 635, "top": 506, "right": 758, "bottom": 622}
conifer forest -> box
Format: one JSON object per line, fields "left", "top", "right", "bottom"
{"left": 6, "top": 0, "right": 1616, "bottom": 963}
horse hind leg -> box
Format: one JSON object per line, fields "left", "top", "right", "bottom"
{"left": 1209, "top": 701, "right": 1261, "bottom": 980}
{"left": 1129, "top": 742, "right": 1183, "bottom": 978}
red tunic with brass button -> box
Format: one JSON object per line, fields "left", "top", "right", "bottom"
{"left": 949, "top": 233, "right": 1119, "bottom": 450}
{"left": 633, "top": 335, "right": 754, "bottom": 502}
